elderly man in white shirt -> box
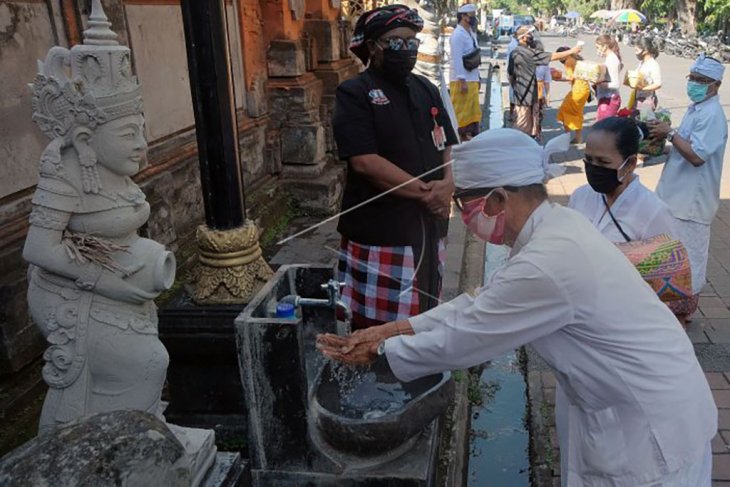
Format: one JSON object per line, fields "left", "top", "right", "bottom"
{"left": 449, "top": 3, "right": 481, "bottom": 140}
{"left": 651, "top": 55, "right": 728, "bottom": 315}
{"left": 319, "top": 128, "right": 717, "bottom": 486}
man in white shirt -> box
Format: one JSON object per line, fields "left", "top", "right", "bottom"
{"left": 319, "top": 128, "right": 717, "bottom": 486}
{"left": 652, "top": 55, "right": 727, "bottom": 314}
{"left": 449, "top": 4, "right": 481, "bottom": 140}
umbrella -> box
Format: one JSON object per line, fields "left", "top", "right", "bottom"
{"left": 565, "top": 11, "right": 580, "bottom": 18}
{"left": 611, "top": 9, "right": 646, "bottom": 23}
{"left": 590, "top": 9, "right": 614, "bottom": 19}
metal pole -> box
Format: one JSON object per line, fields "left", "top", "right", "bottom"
{"left": 180, "top": 0, "right": 245, "bottom": 230}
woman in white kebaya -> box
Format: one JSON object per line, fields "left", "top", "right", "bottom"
{"left": 319, "top": 128, "right": 717, "bottom": 487}
{"left": 568, "top": 116, "right": 676, "bottom": 243}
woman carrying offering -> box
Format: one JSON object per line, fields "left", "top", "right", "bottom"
{"left": 595, "top": 34, "right": 623, "bottom": 120}
{"left": 629, "top": 37, "right": 662, "bottom": 111}
{"left": 555, "top": 46, "right": 591, "bottom": 144}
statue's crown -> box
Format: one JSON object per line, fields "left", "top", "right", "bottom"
{"left": 30, "top": 0, "right": 142, "bottom": 139}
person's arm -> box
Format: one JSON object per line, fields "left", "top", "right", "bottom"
{"left": 450, "top": 29, "right": 469, "bottom": 92}
{"left": 385, "top": 259, "right": 575, "bottom": 382}
{"left": 350, "top": 154, "right": 431, "bottom": 198}
{"left": 549, "top": 46, "right": 581, "bottom": 62}
{"left": 650, "top": 112, "right": 726, "bottom": 167}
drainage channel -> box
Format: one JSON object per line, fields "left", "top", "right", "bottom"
{"left": 467, "top": 65, "right": 531, "bottom": 486}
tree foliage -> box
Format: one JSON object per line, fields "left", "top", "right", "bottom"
{"left": 481, "top": 0, "right": 727, "bottom": 34}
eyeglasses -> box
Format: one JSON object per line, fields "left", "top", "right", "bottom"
{"left": 454, "top": 187, "right": 508, "bottom": 212}
{"left": 686, "top": 74, "right": 717, "bottom": 85}
{"left": 378, "top": 36, "right": 421, "bottom": 51}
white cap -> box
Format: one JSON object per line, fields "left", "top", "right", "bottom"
{"left": 452, "top": 129, "right": 571, "bottom": 189}
{"left": 691, "top": 53, "right": 725, "bottom": 81}
{"left": 457, "top": 4, "right": 477, "bottom": 13}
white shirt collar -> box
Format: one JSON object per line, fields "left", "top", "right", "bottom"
{"left": 510, "top": 200, "right": 552, "bottom": 257}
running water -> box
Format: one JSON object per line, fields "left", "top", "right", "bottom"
{"left": 322, "top": 361, "right": 413, "bottom": 419}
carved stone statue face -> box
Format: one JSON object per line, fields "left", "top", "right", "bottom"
{"left": 90, "top": 114, "right": 147, "bottom": 177}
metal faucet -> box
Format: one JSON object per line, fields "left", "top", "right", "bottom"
{"left": 280, "top": 279, "right": 352, "bottom": 335}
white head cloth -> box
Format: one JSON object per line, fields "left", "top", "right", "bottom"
{"left": 458, "top": 3, "right": 477, "bottom": 13}
{"left": 452, "top": 128, "right": 571, "bottom": 189}
{"left": 691, "top": 54, "right": 725, "bottom": 81}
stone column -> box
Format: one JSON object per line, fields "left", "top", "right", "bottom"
{"left": 263, "top": 0, "right": 346, "bottom": 213}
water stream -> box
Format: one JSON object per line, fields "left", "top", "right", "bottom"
{"left": 467, "top": 237, "right": 530, "bottom": 483}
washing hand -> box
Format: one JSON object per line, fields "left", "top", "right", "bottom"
{"left": 316, "top": 322, "right": 398, "bottom": 365}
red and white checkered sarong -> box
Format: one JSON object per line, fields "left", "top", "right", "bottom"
{"left": 338, "top": 237, "right": 446, "bottom": 329}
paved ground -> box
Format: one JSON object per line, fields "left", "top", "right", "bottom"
{"left": 514, "top": 32, "right": 730, "bottom": 486}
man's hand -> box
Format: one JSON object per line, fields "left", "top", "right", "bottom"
{"left": 316, "top": 324, "right": 394, "bottom": 365}
{"left": 460, "top": 79, "right": 469, "bottom": 94}
{"left": 571, "top": 44, "right": 583, "bottom": 55}
{"left": 648, "top": 120, "right": 671, "bottom": 139}
{"left": 420, "top": 179, "right": 455, "bottom": 219}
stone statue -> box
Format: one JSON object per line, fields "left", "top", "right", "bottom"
{"left": 22, "top": 1, "right": 215, "bottom": 485}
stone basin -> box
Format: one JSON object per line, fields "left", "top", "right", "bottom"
{"left": 310, "top": 358, "right": 454, "bottom": 456}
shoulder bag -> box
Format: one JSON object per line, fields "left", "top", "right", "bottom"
{"left": 462, "top": 35, "right": 481, "bottom": 71}
{"left": 603, "top": 196, "right": 692, "bottom": 303}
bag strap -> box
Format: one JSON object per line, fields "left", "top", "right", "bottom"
{"left": 602, "top": 195, "right": 631, "bottom": 243}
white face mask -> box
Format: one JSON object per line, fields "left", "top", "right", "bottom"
{"left": 460, "top": 189, "right": 508, "bottom": 244}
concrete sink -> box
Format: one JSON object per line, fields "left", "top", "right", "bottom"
{"left": 310, "top": 358, "right": 454, "bottom": 456}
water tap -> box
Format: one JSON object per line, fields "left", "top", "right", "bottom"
{"left": 279, "top": 279, "right": 352, "bottom": 335}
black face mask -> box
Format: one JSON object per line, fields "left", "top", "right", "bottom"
{"left": 381, "top": 48, "right": 418, "bottom": 81}
{"left": 469, "top": 16, "right": 478, "bottom": 29}
{"left": 636, "top": 50, "right": 645, "bottom": 60}
{"left": 584, "top": 160, "right": 624, "bottom": 194}
{"left": 526, "top": 36, "right": 536, "bottom": 48}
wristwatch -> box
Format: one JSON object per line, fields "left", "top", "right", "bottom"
{"left": 666, "top": 129, "right": 677, "bottom": 142}
{"left": 376, "top": 341, "right": 386, "bottom": 356}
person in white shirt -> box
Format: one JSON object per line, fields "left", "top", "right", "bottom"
{"left": 630, "top": 37, "right": 662, "bottom": 111}
{"left": 569, "top": 117, "right": 676, "bottom": 243}
{"left": 595, "top": 34, "right": 623, "bottom": 121}
{"left": 651, "top": 55, "right": 728, "bottom": 316}
{"left": 568, "top": 116, "right": 694, "bottom": 322}
{"left": 449, "top": 4, "right": 481, "bottom": 140}
{"left": 319, "top": 127, "right": 717, "bottom": 487}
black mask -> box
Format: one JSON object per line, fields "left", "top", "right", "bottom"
{"left": 381, "top": 48, "right": 418, "bottom": 80}
{"left": 584, "top": 160, "right": 623, "bottom": 194}
{"left": 526, "top": 36, "right": 536, "bottom": 48}
{"left": 636, "top": 50, "right": 645, "bottom": 60}
{"left": 469, "top": 16, "right": 478, "bottom": 29}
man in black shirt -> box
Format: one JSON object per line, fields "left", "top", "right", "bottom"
{"left": 508, "top": 26, "right": 582, "bottom": 138}
{"left": 333, "top": 4, "right": 458, "bottom": 329}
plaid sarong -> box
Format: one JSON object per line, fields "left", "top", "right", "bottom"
{"left": 338, "top": 237, "right": 446, "bottom": 329}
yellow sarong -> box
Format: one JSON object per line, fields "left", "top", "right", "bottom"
{"left": 556, "top": 66, "right": 590, "bottom": 132}
{"left": 449, "top": 81, "right": 481, "bottom": 128}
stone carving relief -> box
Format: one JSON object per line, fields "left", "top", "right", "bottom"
{"left": 22, "top": 1, "right": 214, "bottom": 485}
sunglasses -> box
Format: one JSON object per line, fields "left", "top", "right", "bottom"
{"left": 378, "top": 36, "right": 421, "bottom": 51}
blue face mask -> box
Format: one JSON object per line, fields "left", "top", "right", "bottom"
{"left": 687, "top": 80, "right": 710, "bottom": 103}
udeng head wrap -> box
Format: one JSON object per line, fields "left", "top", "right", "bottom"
{"left": 452, "top": 129, "right": 571, "bottom": 189}
{"left": 349, "top": 4, "right": 424, "bottom": 65}
{"left": 691, "top": 53, "right": 725, "bottom": 82}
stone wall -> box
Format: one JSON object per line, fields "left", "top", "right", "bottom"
{"left": 0, "top": 0, "right": 355, "bottom": 376}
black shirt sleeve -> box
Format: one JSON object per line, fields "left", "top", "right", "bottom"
{"left": 332, "top": 80, "right": 378, "bottom": 160}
